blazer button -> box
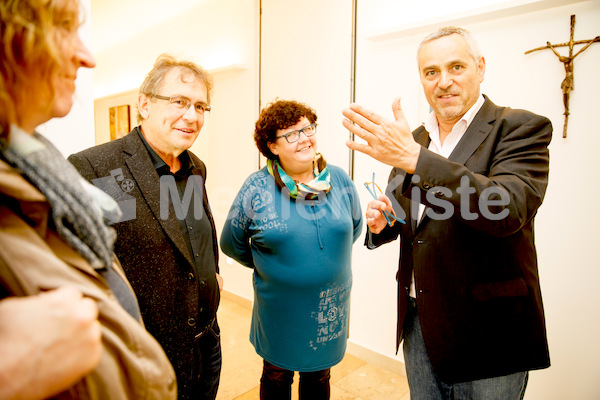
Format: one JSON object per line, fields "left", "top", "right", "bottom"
{"left": 416, "top": 240, "right": 424, "bottom": 244}
{"left": 423, "top": 181, "right": 433, "bottom": 189}
{"left": 188, "top": 317, "right": 196, "bottom": 326}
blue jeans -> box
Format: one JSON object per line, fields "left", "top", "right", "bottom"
{"left": 260, "top": 360, "right": 331, "bottom": 400}
{"left": 187, "top": 321, "right": 222, "bottom": 400}
{"left": 402, "top": 300, "right": 529, "bottom": 400}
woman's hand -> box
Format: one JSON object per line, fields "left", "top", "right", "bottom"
{"left": 0, "top": 287, "right": 102, "bottom": 400}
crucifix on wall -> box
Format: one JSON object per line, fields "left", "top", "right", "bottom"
{"left": 525, "top": 15, "right": 599, "bottom": 138}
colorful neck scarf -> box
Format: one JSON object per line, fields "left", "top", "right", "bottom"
{"left": 267, "top": 153, "right": 331, "bottom": 200}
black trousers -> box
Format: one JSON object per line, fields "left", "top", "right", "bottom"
{"left": 260, "top": 359, "right": 331, "bottom": 400}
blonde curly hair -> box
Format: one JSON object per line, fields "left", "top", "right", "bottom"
{"left": 0, "top": 0, "right": 81, "bottom": 137}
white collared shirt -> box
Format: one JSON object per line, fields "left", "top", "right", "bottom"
{"left": 424, "top": 94, "right": 485, "bottom": 158}
{"left": 410, "top": 94, "right": 485, "bottom": 298}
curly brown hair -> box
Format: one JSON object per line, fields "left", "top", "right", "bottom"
{"left": 254, "top": 99, "right": 317, "bottom": 160}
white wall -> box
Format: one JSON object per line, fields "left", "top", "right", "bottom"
{"left": 260, "top": 0, "right": 354, "bottom": 171}
{"left": 87, "top": 0, "right": 600, "bottom": 398}
{"left": 39, "top": 0, "right": 95, "bottom": 156}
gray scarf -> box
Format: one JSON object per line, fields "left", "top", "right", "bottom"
{"left": 1, "top": 126, "right": 140, "bottom": 320}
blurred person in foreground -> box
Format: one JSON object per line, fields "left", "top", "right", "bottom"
{"left": 343, "top": 26, "right": 551, "bottom": 399}
{"left": 220, "top": 100, "right": 363, "bottom": 400}
{"left": 69, "top": 54, "right": 222, "bottom": 400}
{"left": 0, "top": 0, "right": 176, "bottom": 398}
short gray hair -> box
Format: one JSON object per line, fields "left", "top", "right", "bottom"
{"left": 417, "top": 26, "right": 482, "bottom": 62}
{"left": 137, "top": 54, "right": 213, "bottom": 123}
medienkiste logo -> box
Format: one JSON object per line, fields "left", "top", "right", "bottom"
{"left": 92, "top": 168, "right": 206, "bottom": 223}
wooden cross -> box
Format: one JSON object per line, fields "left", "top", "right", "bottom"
{"left": 525, "top": 15, "right": 599, "bottom": 138}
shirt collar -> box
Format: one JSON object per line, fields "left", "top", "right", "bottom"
{"left": 461, "top": 94, "right": 485, "bottom": 129}
{"left": 137, "top": 128, "right": 194, "bottom": 176}
{"left": 423, "top": 94, "right": 485, "bottom": 135}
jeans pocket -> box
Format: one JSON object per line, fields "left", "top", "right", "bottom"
{"left": 208, "top": 321, "right": 220, "bottom": 340}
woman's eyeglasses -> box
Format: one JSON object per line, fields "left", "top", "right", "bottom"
{"left": 275, "top": 123, "right": 317, "bottom": 143}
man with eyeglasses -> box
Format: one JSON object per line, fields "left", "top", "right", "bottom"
{"left": 69, "top": 54, "right": 222, "bottom": 400}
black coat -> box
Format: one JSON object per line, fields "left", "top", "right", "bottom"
{"left": 368, "top": 96, "right": 551, "bottom": 383}
{"left": 69, "top": 127, "right": 219, "bottom": 397}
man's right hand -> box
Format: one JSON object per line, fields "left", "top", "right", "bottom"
{"left": 342, "top": 97, "right": 421, "bottom": 173}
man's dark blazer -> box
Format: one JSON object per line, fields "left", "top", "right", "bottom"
{"left": 68, "top": 127, "right": 219, "bottom": 396}
{"left": 369, "top": 96, "right": 551, "bottom": 383}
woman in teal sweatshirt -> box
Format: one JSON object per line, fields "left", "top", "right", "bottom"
{"left": 220, "top": 100, "right": 362, "bottom": 400}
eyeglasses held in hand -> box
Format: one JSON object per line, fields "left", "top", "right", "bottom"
{"left": 152, "top": 94, "right": 211, "bottom": 114}
{"left": 275, "top": 123, "right": 317, "bottom": 143}
{"left": 364, "top": 172, "right": 405, "bottom": 226}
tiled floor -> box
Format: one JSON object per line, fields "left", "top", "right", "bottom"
{"left": 216, "top": 291, "right": 410, "bottom": 400}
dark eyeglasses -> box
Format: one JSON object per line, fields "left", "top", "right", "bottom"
{"left": 275, "top": 123, "right": 317, "bottom": 143}
{"left": 151, "top": 94, "right": 211, "bottom": 114}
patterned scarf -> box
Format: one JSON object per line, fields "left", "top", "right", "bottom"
{"left": 267, "top": 153, "right": 331, "bottom": 200}
{"left": 1, "top": 126, "right": 140, "bottom": 320}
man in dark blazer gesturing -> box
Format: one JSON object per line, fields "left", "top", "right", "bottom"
{"left": 69, "top": 54, "right": 222, "bottom": 400}
{"left": 343, "top": 27, "right": 551, "bottom": 399}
